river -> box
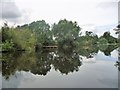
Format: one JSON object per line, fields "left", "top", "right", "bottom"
{"left": 1, "top": 45, "right": 120, "bottom": 88}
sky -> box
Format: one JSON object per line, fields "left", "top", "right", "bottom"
{"left": 0, "top": 0, "right": 119, "bottom": 36}
{"left": 118, "top": 1, "right": 120, "bottom": 23}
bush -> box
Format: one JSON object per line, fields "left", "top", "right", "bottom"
{"left": 2, "top": 40, "right": 14, "bottom": 51}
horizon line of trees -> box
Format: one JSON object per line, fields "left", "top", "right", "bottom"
{"left": 1, "top": 19, "right": 120, "bottom": 52}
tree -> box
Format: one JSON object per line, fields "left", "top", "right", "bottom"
{"left": 114, "top": 24, "right": 120, "bottom": 35}
{"left": 99, "top": 45, "right": 118, "bottom": 56}
{"left": 2, "top": 23, "right": 11, "bottom": 42}
{"left": 20, "top": 20, "right": 54, "bottom": 47}
{"left": 51, "top": 19, "right": 81, "bottom": 49}
{"left": 98, "top": 38, "right": 108, "bottom": 45}
{"left": 11, "top": 29, "right": 36, "bottom": 51}
{"left": 100, "top": 31, "right": 117, "bottom": 44}
{"left": 1, "top": 23, "right": 36, "bottom": 51}
{"left": 75, "top": 31, "right": 98, "bottom": 47}
{"left": 103, "top": 31, "right": 110, "bottom": 38}
{"left": 114, "top": 24, "right": 120, "bottom": 44}
{"left": 85, "top": 31, "right": 93, "bottom": 36}
{"left": 52, "top": 19, "right": 81, "bottom": 42}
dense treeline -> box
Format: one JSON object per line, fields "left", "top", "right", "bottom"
{"left": 1, "top": 19, "right": 120, "bottom": 52}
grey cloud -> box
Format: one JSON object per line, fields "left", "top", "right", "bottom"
{"left": 0, "top": 1, "right": 22, "bottom": 19}
{"left": 96, "top": 2, "right": 118, "bottom": 8}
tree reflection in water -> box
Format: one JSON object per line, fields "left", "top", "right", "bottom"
{"left": 31, "top": 50, "right": 52, "bottom": 75}
{"left": 2, "top": 45, "right": 119, "bottom": 80}
{"left": 52, "top": 47, "right": 82, "bottom": 75}
{"left": 99, "top": 45, "right": 118, "bottom": 56}
{"left": 115, "top": 48, "right": 120, "bottom": 71}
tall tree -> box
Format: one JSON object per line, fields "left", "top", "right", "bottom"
{"left": 20, "top": 20, "right": 54, "bottom": 47}
{"left": 52, "top": 19, "right": 81, "bottom": 42}
{"left": 51, "top": 19, "right": 81, "bottom": 48}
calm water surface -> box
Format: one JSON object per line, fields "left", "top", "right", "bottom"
{"left": 1, "top": 45, "right": 120, "bottom": 88}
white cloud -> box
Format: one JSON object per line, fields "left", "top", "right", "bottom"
{"left": 118, "top": 1, "right": 120, "bottom": 23}
{"left": 1, "top": 0, "right": 118, "bottom": 27}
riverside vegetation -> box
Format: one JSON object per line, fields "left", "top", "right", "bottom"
{"left": 1, "top": 19, "right": 120, "bottom": 52}
{"left": 1, "top": 19, "right": 120, "bottom": 81}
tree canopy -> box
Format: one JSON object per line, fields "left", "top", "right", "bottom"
{"left": 52, "top": 19, "right": 81, "bottom": 41}
{"left": 1, "top": 19, "right": 119, "bottom": 52}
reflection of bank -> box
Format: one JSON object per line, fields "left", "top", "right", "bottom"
{"left": 2, "top": 71, "right": 23, "bottom": 88}
{"left": 118, "top": 43, "right": 120, "bottom": 90}
{"left": 118, "top": 42, "right": 120, "bottom": 90}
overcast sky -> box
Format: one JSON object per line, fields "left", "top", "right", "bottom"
{"left": 0, "top": 0, "right": 119, "bottom": 26}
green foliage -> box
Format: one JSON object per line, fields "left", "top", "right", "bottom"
{"left": 2, "top": 23, "right": 11, "bottom": 42}
{"left": 51, "top": 19, "right": 81, "bottom": 49}
{"left": 1, "top": 23, "right": 36, "bottom": 52}
{"left": 75, "top": 31, "right": 98, "bottom": 47}
{"left": 1, "top": 20, "right": 120, "bottom": 79}
{"left": 1, "top": 40, "right": 14, "bottom": 51}
{"left": 76, "top": 44, "right": 99, "bottom": 58}
{"left": 2, "top": 48, "right": 82, "bottom": 79}
{"left": 1, "top": 24, "right": 15, "bottom": 51}
{"left": 19, "top": 20, "right": 54, "bottom": 47}
{"left": 11, "top": 29, "right": 36, "bottom": 51}
{"left": 98, "top": 38, "right": 108, "bottom": 45}
{"left": 99, "top": 45, "right": 118, "bottom": 56}
{"left": 1, "top": 20, "right": 119, "bottom": 52}
{"left": 52, "top": 19, "right": 81, "bottom": 42}
{"left": 100, "top": 31, "right": 117, "bottom": 44}
{"left": 2, "top": 52, "right": 36, "bottom": 79}
{"left": 2, "top": 41, "right": 119, "bottom": 79}
{"left": 29, "top": 20, "right": 52, "bottom": 45}
{"left": 98, "top": 44, "right": 108, "bottom": 52}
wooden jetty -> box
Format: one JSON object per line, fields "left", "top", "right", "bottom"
{"left": 42, "top": 46, "right": 58, "bottom": 49}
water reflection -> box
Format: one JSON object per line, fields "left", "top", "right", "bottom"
{"left": 2, "top": 45, "right": 119, "bottom": 80}
{"left": 115, "top": 61, "right": 120, "bottom": 71}
{"left": 99, "top": 45, "right": 118, "bottom": 56}
{"left": 52, "top": 47, "right": 82, "bottom": 75}
{"left": 115, "top": 48, "right": 120, "bottom": 71}
{"left": 31, "top": 51, "right": 52, "bottom": 75}
{"left": 76, "top": 44, "right": 99, "bottom": 58}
